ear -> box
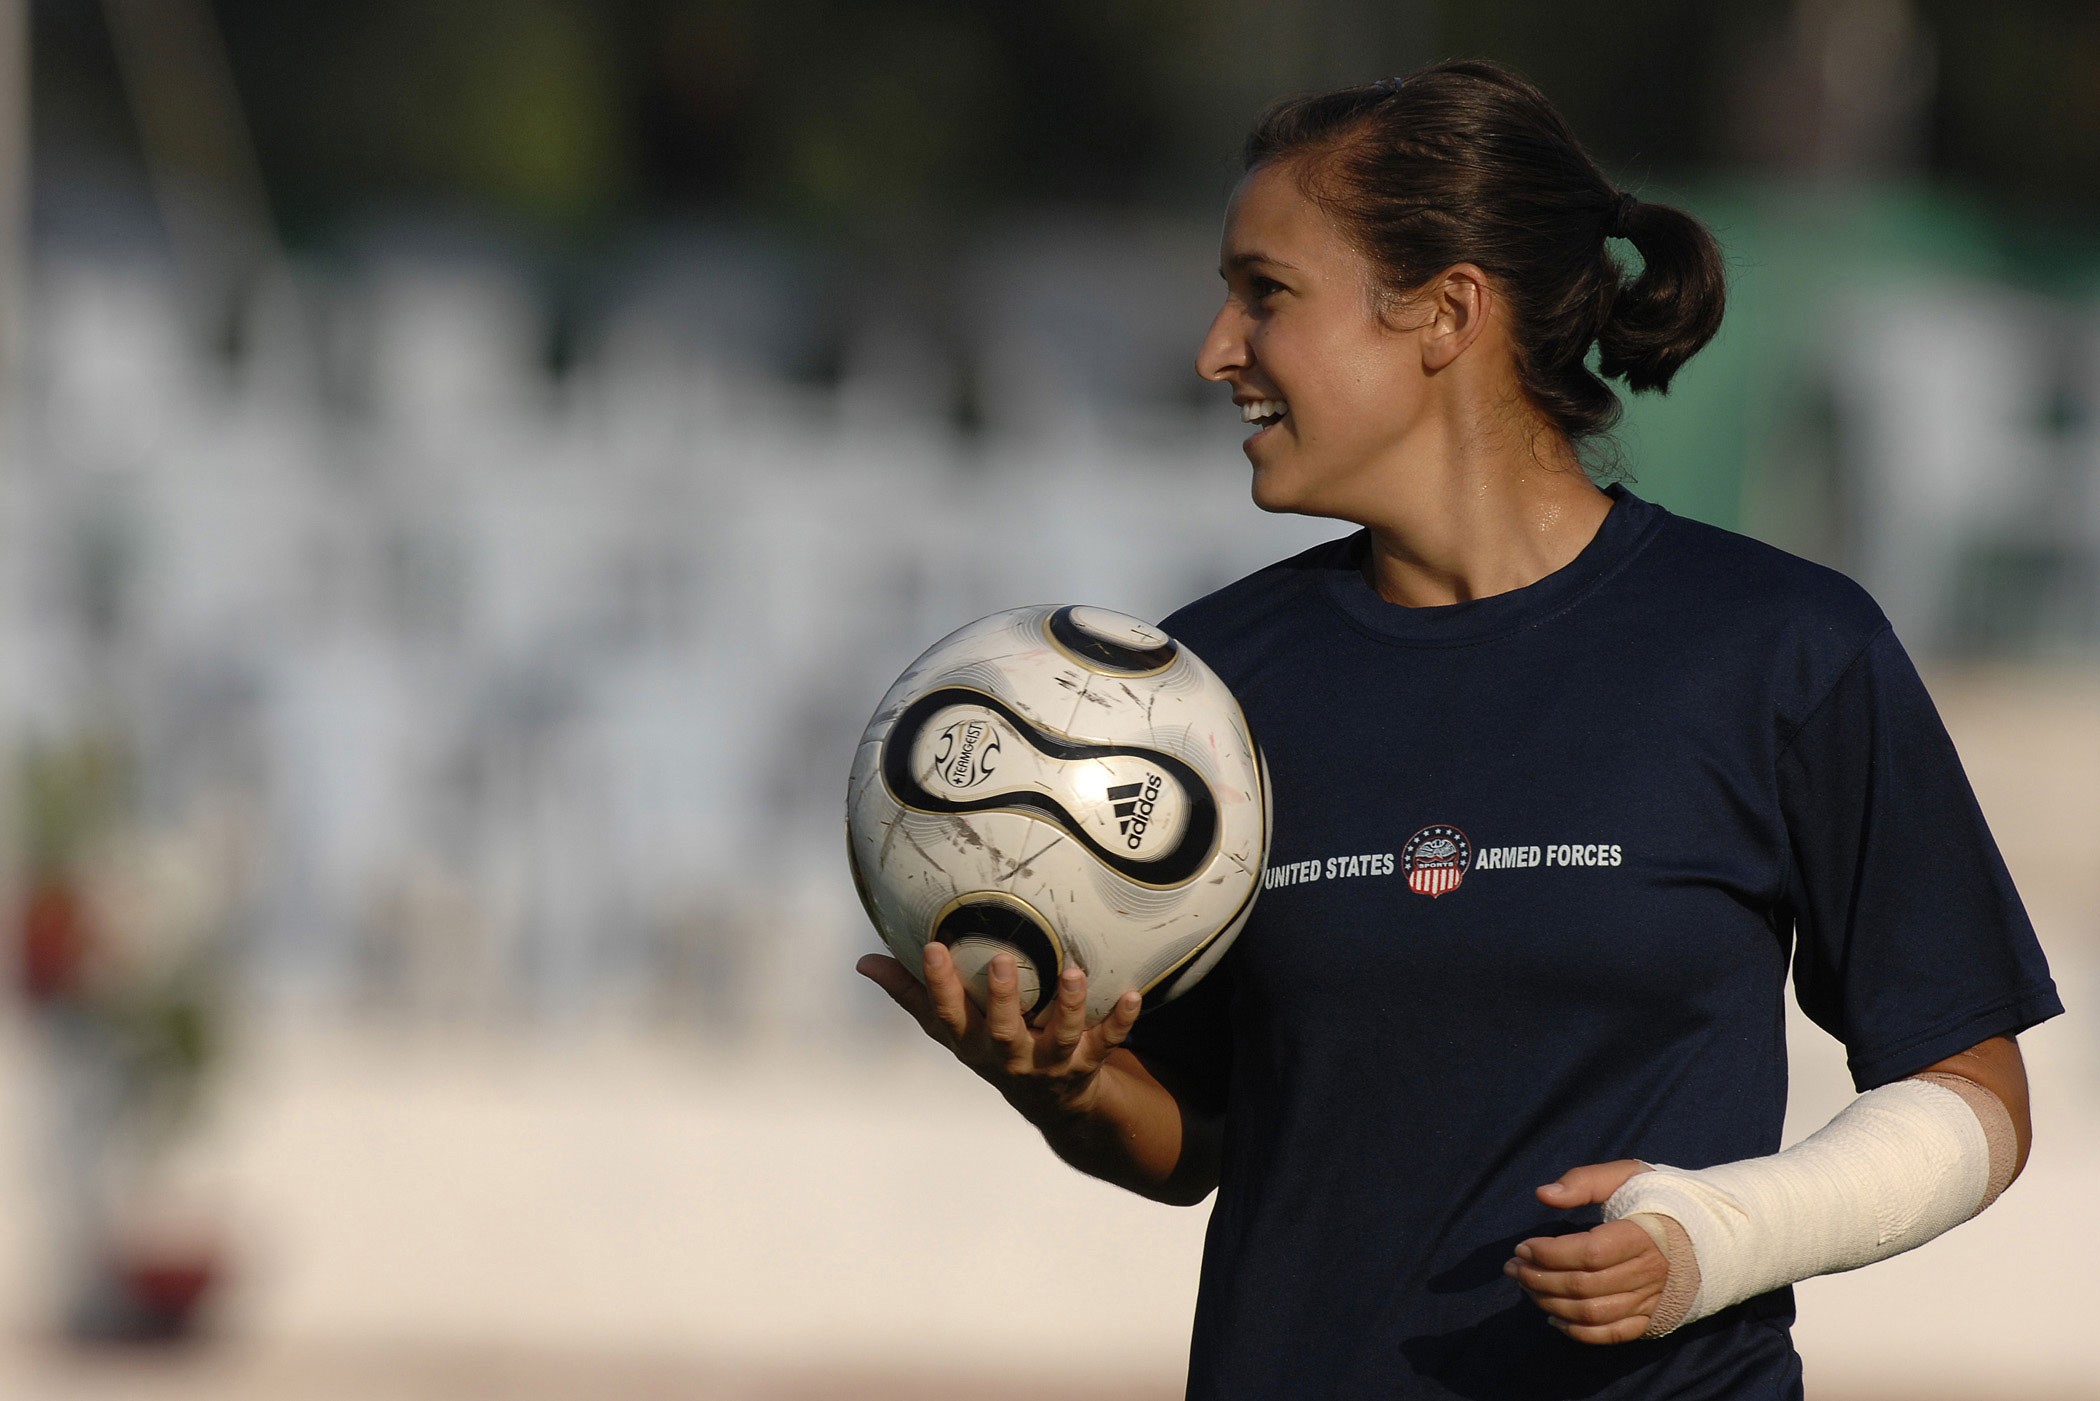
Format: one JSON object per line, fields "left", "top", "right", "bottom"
{"left": 1415, "top": 264, "right": 1493, "bottom": 372}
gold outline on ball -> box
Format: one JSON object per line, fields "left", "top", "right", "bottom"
{"left": 925, "top": 890, "right": 1066, "bottom": 1006}
{"left": 1039, "top": 611, "right": 1180, "bottom": 678}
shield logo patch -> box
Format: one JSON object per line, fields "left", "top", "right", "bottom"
{"left": 1401, "top": 824, "right": 1472, "bottom": 898}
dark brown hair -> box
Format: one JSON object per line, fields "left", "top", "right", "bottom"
{"left": 1243, "top": 59, "right": 1726, "bottom": 454}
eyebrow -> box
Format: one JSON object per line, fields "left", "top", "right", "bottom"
{"left": 1220, "top": 251, "right": 1299, "bottom": 276}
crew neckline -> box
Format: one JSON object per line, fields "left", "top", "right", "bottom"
{"left": 1320, "top": 484, "right": 1665, "bottom": 648}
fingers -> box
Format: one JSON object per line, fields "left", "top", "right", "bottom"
{"left": 983, "top": 953, "right": 1033, "bottom": 1072}
{"left": 1045, "top": 965, "right": 1089, "bottom": 1055}
{"left": 1509, "top": 1219, "right": 1667, "bottom": 1346}
{"left": 1525, "top": 1286, "right": 1657, "bottom": 1328}
{"left": 919, "top": 942, "right": 974, "bottom": 1041}
{"left": 855, "top": 951, "right": 914, "bottom": 998}
{"left": 1074, "top": 989, "right": 1141, "bottom": 1071}
{"left": 1535, "top": 1159, "right": 1650, "bottom": 1209}
{"left": 1041, "top": 967, "right": 1140, "bottom": 1076}
{"left": 1505, "top": 1244, "right": 1665, "bottom": 1302}
{"left": 881, "top": 944, "right": 1140, "bottom": 1087}
{"left": 1514, "top": 1220, "right": 1659, "bottom": 1275}
{"left": 857, "top": 953, "right": 944, "bottom": 1034}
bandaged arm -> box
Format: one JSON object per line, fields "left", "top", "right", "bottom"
{"left": 1602, "top": 1072, "right": 2019, "bottom": 1337}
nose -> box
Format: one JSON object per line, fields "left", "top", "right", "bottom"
{"left": 1194, "top": 301, "right": 1247, "bottom": 384}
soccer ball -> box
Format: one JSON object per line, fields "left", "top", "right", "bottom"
{"left": 847, "top": 605, "right": 1269, "bottom": 1024}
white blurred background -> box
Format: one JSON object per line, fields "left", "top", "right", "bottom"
{"left": 0, "top": 1, "right": 2094, "bottom": 1397}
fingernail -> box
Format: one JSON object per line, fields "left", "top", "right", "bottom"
{"left": 1514, "top": 1243, "right": 1534, "bottom": 1262}
{"left": 1062, "top": 967, "right": 1084, "bottom": 987}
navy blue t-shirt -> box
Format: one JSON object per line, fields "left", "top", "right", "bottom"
{"left": 1127, "top": 487, "right": 2062, "bottom": 1401}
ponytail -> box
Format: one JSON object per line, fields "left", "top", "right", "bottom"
{"left": 1597, "top": 198, "right": 1727, "bottom": 394}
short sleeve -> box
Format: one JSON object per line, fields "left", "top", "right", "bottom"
{"left": 1780, "top": 626, "right": 2063, "bottom": 1090}
{"left": 1123, "top": 947, "right": 1236, "bottom": 1120}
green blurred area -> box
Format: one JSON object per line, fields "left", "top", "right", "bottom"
{"left": 28, "top": 0, "right": 2100, "bottom": 241}
{"left": 27, "top": 0, "right": 2100, "bottom": 539}
{"left": 1620, "top": 180, "right": 2099, "bottom": 534}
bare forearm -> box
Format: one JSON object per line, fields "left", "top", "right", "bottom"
{"left": 1019, "top": 1049, "right": 1221, "bottom": 1206}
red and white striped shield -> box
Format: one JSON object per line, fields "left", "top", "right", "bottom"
{"left": 1401, "top": 824, "right": 1472, "bottom": 899}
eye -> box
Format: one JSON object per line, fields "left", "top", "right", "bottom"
{"left": 1249, "top": 276, "right": 1286, "bottom": 300}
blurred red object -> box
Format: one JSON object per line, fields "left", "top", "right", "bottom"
{"left": 121, "top": 1250, "right": 219, "bottom": 1330}
{"left": 72, "top": 1234, "right": 226, "bottom": 1343}
{"left": 20, "top": 876, "right": 92, "bottom": 1003}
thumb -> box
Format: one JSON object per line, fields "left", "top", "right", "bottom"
{"left": 1536, "top": 1159, "right": 1650, "bottom": 1208}
{"left": 857, "top": 953, "right": 938, "bottom": 1024}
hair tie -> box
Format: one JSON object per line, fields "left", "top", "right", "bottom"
{"left": 1608, "top": 190, "right": 1639, "bottom": 238}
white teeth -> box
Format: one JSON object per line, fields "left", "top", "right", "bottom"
{"left": 1239, "top": 399, "right": 1288, "bottom": 423}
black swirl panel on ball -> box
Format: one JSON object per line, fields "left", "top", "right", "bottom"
{"left": 880, "top": 687, "right": 1218, "bottom": 886}
{"left": 932, "top": 896, "right": 1063, "bottom": 1021}
{"left": 1044, "top": 605, "right": 1180, "bottom": 674}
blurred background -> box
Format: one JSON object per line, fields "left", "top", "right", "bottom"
{"left": 0, "top": 0, "right": 2093, "bottom": 1397}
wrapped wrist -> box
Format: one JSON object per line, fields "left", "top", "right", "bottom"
{"left": 1604, "top": 1076, "right": 2012, "bottom": 1335}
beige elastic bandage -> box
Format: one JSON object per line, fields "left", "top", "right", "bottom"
{"left": 1605, "top": 1072, "right": 2017, "bottom": 1338}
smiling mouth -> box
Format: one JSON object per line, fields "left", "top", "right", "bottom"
{"left": 1240, "top": 398, "right": 1288, "bottom": 429}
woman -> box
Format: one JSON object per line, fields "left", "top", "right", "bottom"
{"left": 858, "top": 60, "right": 2060, "bottom": 1399}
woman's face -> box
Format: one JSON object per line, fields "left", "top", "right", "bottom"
{"left": 1195, "top": 161, "right": 1429, "bottom": 519}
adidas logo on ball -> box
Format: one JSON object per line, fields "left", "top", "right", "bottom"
{"left": 1108, "top": 774, "right": 1165, "bottom": 849}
